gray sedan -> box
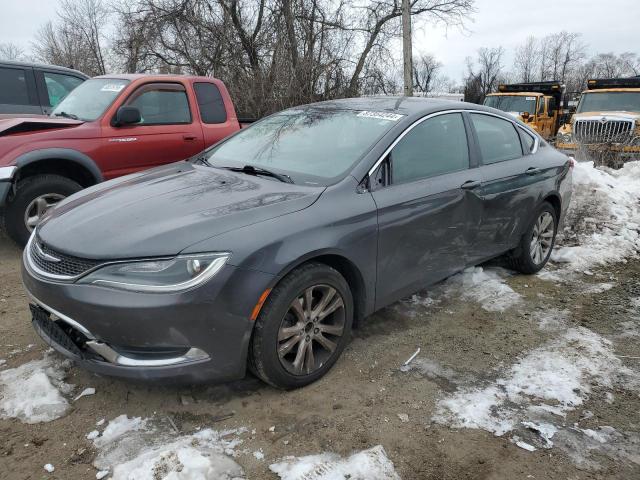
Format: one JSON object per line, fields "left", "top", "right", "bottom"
{"left": 22, "top": 97, "right": 572, "bottom": 389}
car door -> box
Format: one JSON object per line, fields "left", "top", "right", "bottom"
{"left": 0, "top": 64, "right": 40, "bottom": 114}
{"left": 371, "top": 111, "right": 483, "bottom": 309}
{"left": 99, "top": 82, "right": 205, "bottom": 178}
{"left": 36, "top": 70, "right": 85, "bottom": 115}
{"left": 469, "top": 112, "right": 544, "bottom": 262}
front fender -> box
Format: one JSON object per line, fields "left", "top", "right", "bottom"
{"left": 14, "top": 148, "right": 104, "bottom": 183}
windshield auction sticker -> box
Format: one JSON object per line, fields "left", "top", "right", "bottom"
{"left": 357, "top": 111, "right": 404, "bottom": 122}
{"left": 100, "top": 84, "right": 126, "bottom": 92}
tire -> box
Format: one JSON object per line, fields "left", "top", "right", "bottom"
{"left": 4, "top": 174, "right": 82, "bottom": 247}
{"left": 249, "top": 262, "right": 354, "bottom": 389}
{"left": 508, "top": 201, "right": 558, "bottom": 274}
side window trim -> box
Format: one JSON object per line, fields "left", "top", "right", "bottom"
{"left": 368, "top": 109, "right": 540, "bottom": 188}
{"left": 382, "top": 112, "right": 471, "bottom": 187}
{"left": 368, "top": 109, "right": 466, "bottom": 178}
{"left": 121, "top": 81, "right": 193, "bottom": 126}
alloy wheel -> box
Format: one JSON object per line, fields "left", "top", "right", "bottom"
{"left": 277, "top": 284, "right": 346, "bottom": 375}
{"left": 24, "top": 193, "right": 65, "bottom": 232}
{"left": 530, "top": 211, "right": 555, "bottom": 265}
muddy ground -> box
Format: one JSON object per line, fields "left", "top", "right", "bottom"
{"left": 1, "top": 228, "right": 639, "bottom": 480}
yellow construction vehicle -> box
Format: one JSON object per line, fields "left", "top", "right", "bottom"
{"left": 483, "top": 81, "right": 565, "bottom": 140}
{"left": 556, "top": 77, "right": 640, "bottom": 168}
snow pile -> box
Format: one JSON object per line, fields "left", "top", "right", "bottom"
{"left": 433, "top": 328, "right": 638, "bottom": 439}
{"left": 0, "top": 353, "right": 73, "bottom": 424}
{"left": 92, "top": 416, "right": 246, "bottom": 480}
{"left": 270, "top": 445, "right": 400, "bottom": 480}
{"left": 93, "top": 415, "right": 147, "bottom": 448}
{"left": 552, "top": 161, "right": 640, "bottom": 271}
{"left": 442, "top": 267, "right": 521, "bottom": 312}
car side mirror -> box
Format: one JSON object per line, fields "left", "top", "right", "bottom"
{"left": 113, "top": 106, "right": 141, "bottom": 126}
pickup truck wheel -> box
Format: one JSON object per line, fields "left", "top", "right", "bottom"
{"left": 4, "top": 174, "right": 82, "bottom": 247}
{"left": 249, "top": 262, "right": 353, "bottom": 389}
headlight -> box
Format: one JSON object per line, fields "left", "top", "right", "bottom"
{"left": 78, "top": 253, "right": 230, "bottom": 293}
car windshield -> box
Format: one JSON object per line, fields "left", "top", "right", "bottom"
{"left": 484, "top": 95, "right": 537, "bottom": 114}
{"left": 577, "top": 92, "right": 640, "bottom": 113}
{"left": 51, "top": 78, "right": 129, "bottom": 121}
{"left": 204, "top": 108, "right": 403, "bottom": 185}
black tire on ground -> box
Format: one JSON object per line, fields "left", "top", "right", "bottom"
{"left": 4, "top": 174, "right": 82, "bottom": 247}
{"left": 508, "top": 201, "right": 558, "bottom": 274}
{"left": 249, "top": 262, "right": 354, "bottom": 389}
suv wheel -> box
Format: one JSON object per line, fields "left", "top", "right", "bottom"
{"left": 509, "top": 201, "right": 558, "bottom": 274}
{"left": 4, "top": 174, "right": 82, "bottom": 247}
{"left": 249, "top": 262, "right": 353, "bottom": 389}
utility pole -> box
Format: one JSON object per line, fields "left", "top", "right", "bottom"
{"left": 402, "top": 0, "right": 413, "bottom": 96}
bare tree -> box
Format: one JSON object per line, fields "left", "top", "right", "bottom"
{"left": 513, "top": 36, "right": 539, "bottom": 82}
{"left": 464, "top": 46, "right": 503, "bottom": 103}
{"left": 33, "top": 0, "right": 110, "bottom": 75}
{"left": 108, "top": 0, "right": 474, "bottom": 116}
{"left": 0, "top": 43, "right": 26, "bottom": 61}
{"left": 412, "top": 53, "right": 442, "bottom": 93}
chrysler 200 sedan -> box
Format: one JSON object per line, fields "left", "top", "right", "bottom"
{"left": 22, "top": 97, "right": 572, "bottom": 389}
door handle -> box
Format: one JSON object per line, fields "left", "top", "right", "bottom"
{"left": 183, "top": 134, "right": 198, "bottom": 141}
{"left": 460, "top": 180, "right": 481, "bottom": 190}
{"left": 526, "top": 167, "right": 541, "bottom": 175}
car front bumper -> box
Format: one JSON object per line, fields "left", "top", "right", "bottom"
{"left": 22, "top": 254, "right": 275, "bottom": 384}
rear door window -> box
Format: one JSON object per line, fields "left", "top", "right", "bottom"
{"left": 0, "top": 66, "right": 32, "bottom": 105}
{"left": 390, "top": 113, "right": 470, "bottom": 185}
{"left": 470, "top": 114, "right": 523, "bottom": 164}
{"left": 194, "top": 82, "right": 227, "bottom": 124}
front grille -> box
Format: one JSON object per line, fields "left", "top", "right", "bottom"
{"left": 574, "top": 118, "right": 634, "bottom": 144}
{"left": 31, "top": 305, "right": 84, "bottom": 357}
{"left": 29, "top": 236, "right": 101, "bottom": 279}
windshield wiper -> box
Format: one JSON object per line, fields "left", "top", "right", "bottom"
{"left": 53, "top": 111, "right": 79, "bottom": 120}
{"left": 218, "top": 165, "right": 294, "bottom": 184}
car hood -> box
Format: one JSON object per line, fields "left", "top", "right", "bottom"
{"left": 0, "top": 116, "right": 83, "bottom": 136}
{"left": 572, "top": 111, "right": 640, "bottom": 122}
{"left": 37, "top": 162, "right": 324, "bottom": 260}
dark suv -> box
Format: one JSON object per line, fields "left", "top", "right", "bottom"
{"left": 0, "top": 61, "right": 88, "bottom": 115}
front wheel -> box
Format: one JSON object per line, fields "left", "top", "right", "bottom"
{"left": 249, "top": 262, "right": 353, "bottom": 389}
{"left": 4, "top": 174, "right": 82, "bottom": 247}
{"left": 509, "top": 202, "right": 558, "bottom": 274}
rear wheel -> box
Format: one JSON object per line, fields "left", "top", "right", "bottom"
{"left": 509, "top": 202, "right": 558, "bottom": 274}
{"left": 4, "top": 174, "right": 81, "bottom": 247}
{"left": 249, "top": 262, "right": 353, "bottom": 389}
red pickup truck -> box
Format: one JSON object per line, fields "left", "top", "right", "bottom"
{"left": 0, "top": 74, "right": 243, "bottom": 246}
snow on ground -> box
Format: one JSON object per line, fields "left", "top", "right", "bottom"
{"left": 432, "top": 326, "right": 640, "bottom": 466}
{"left": 91, "top": 416, "right": 246, "bottom": 480}
{"left": 0, "top": 352, "right": 73, "bottom": 424}
{"left": 433, "top": 327, "right": 637, "bottom": 436}
{"left": 92, "top": 414, "right": 147, "bottom": 448}
{"left": 442, "top": 267, "right": 521, "bottom": 312}
{"left": 269, "top": 445, "right": 400, "bottom": 480}
{"left": 552, "top": 161, "right": 640, "bottom": 272}
{"left": 529, "top": 308, "right": 570, "bottom": 331}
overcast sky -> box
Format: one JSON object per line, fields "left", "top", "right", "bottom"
{"left": 2, "top": 0, "right": 638, "bottom": 81}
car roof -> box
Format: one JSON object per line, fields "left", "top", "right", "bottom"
{"left": 0, "top": 60, "right": 89, "bottom": 78}
{"left": 93, "top": 73, "right": 218, "bottom": 83}
{"left": 294, "top": 96, "right": 498, "bottom": 119}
